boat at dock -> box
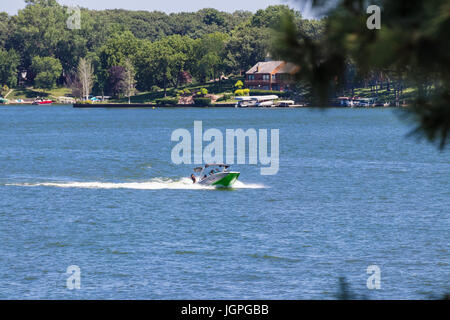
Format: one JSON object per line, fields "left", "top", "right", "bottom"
{"left": 32, "top": 99, "right": 53, "bottom": 105}
{"left": 235, "top": 95, "right": 279, "bottom": 108}
{"left": 276, "top": 100, "right": 295, "bottom": 107}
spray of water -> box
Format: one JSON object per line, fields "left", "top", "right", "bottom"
{"left": 6, "top": 178, "right": 266, "bottom": 190}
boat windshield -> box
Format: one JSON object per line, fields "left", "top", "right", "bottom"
{"left": 195, "top": 164, "right": 231, "bottom": 174}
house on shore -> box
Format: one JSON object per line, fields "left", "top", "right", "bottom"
{"left": 245, "top": 60, "right": 300, "bottom": 91}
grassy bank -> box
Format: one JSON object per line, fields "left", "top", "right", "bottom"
{"left": 111, "top": 77, "right": 243, "bottom": 104}
{"left": 352, "top": 87, "right": 417, "bottom": 103}
{"left": 6, "top": 87, "right": 72, "bottom": 101}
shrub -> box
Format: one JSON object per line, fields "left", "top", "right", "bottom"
{"left": 155, "top": 97, "right": 178, "bottom": 106}
{"left": 151, "top": 85, "right": 161, "bottom": 92}
{"left": 234, "top": 89, "right": 249, "bottom": 96}
{"left": 183, "top": 88, "right": 191, "bottom": 95}
{"left": 217, "top": 93, "right": 233, "bottom": 102}
{"left": 193, "top": 97, "right": 212, "bottom": 106}
{"left": 235, "top": 80, "right": 244, "bottom": 89}
{"left": 196, "top": 87, "right": 208, "bottom": 96}
{"left": 1, "top": 85, "right": 9, "bottom": 95}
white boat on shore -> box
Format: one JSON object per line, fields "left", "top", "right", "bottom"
{"left": 235, "top": 95, "right": 279, "bottom": 108}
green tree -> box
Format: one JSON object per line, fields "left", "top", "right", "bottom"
{"left": 0, "top": 49, "right": 20, "bottom": 88}
{"left": 224, "top": 26, "right": 271, "bottom": 74}
{"left": 138, "top": 35, "right": 195, "bottom": 95}
{"left": 251, "top": 5, "right": 301, "bottom": 30}
{"left": 200, "top": 8, "right": 227, "bottom": 27}
{"left": 96, "top": 31, "right": 141, "bottom": 94}
{"left": 193, "top": 32, "right": 229, "bottom": 82}
{"left": 10, "top": 1, "right": 66, "bottom": 67}
{"left": 98, "top": 31, "right": 140, "bottom": 69}
{"left": 0, "top": 12, "right": 13, "bottom": 48}
{"left": 31, "top": 56, "right": 62, "bottom": 90}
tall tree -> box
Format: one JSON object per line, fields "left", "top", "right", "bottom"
{"left": 107, "top": 66, "right": 126, "bottom": 98}
{"left": 77, "top": 57, "right": 94, "bottom": 101}
{"left": 123, "top": 59, "right": 136, "bottom": 104}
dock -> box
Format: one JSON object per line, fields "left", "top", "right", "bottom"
{"left": 73, "top": 103, "right": 237, "bottom": 108}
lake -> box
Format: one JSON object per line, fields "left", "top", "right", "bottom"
{"left": 0, "top": 105, "right": 448, "bottom": 299}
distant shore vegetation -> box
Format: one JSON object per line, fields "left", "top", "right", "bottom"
{"left": 0, "top": 0, "right": 324, "bottom": 102}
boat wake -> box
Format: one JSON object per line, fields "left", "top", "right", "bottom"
{"left": 6, "top": 178, "right": 266, "bottom": 190}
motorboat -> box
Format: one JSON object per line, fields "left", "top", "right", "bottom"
{"left": 353, "top": 98, "right": 375, "bottom": 107}
{"left": 192, "top": 164, "right": 240, "bottom": 188}
{"left": 256, "top": 100, "right": 274, "bottom": 107}
{"left": 235, "top": 95, "right": 279, "bottom": 108}
{"left": 235, "top": 96, "right": 257, "bottom": 108}
{"left": 32, "top": 98, "right": 53, "bottom": 105}
{"left": 276, "top": 100, "right": 295, "bottom": 107}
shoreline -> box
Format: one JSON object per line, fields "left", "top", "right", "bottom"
{"left": 73, "top": 103, "right": 237, "bottom": 108}
{"left": 1, "top": 103, "right": 408, "bottom": 109}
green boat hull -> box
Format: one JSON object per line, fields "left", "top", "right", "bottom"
{"left": 212, "top": 172, "right": 240, "bottom": 187}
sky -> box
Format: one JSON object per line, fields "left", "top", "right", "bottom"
{"left": 0, "top": 0, "right": 315, "bottom": 18}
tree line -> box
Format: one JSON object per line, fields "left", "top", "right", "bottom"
{"left": 0, "top": 0, "right": 324, "bottom": 98}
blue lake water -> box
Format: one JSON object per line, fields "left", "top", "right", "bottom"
{"left": 0, "top": 105, "right": 448, "bottom": 299}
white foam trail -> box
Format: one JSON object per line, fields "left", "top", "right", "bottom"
{"left": 232, "top": 181, "right": 266, "bottom": 189}
{"left": 6, "top": 178, "right": 266, "bottom": 190}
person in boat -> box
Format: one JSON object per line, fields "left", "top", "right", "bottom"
{"left": 191, "top": 174, "right": 197, "bottom": 183}
{"left": 210, "top": 170, "right": 215, "bottom": 175}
